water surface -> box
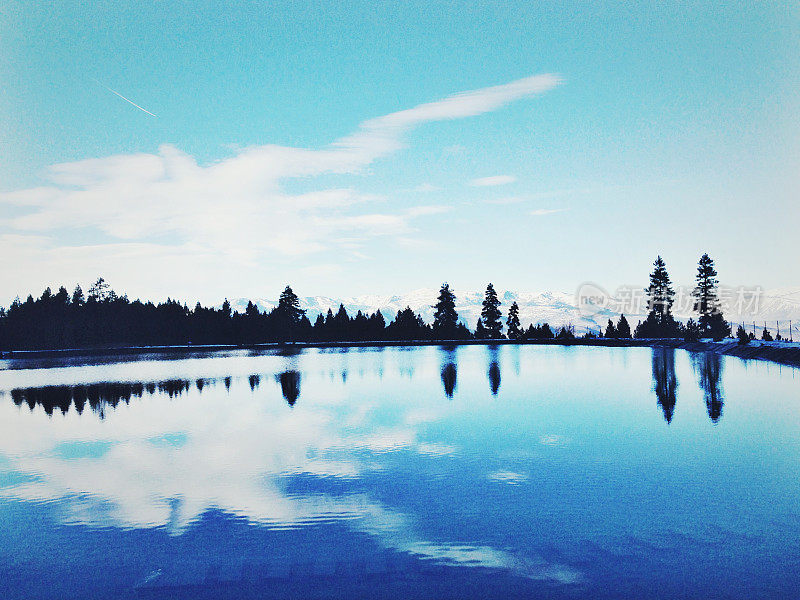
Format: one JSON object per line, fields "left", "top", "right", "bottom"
{"left": 0, "top": 346, "right": 798, "bottom": 599}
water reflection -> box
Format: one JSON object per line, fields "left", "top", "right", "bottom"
{"left": 0, "top": 351, "right": 590, "bottom": 595}
{"left": 9, "top": 380, "right": 192, "bottom": 417}
{"left": 651, "top": 348, "right": 678, "bottom": 423}
{"left": 7, "top": 373, "right": 306, "bottom": 417}
{"left": 441, "top": 364, "right": 457, "bottom": 398}
{"left": 439, "top": 346, "right": 458, "bottom": 398}
{"left": 692, "top": 351, "right": 724, "bottom": 423}
{"left": 1, "top": 346, "right": 799, "bottom": 599}
{"left": 487, "top": 346, "right": 501, "bottom": 395}
{"left": 249, "top": 374, "right": 260, "bottom": 390}
{"left": 277, "top": 370, "right": 301, "bottom": 406}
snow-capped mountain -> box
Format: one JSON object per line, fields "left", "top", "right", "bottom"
{"left": 227, "top": 286, "right": 800, "bottom": 337}
{"left": 229, "top": 288, "right": 626, "bottom": 334}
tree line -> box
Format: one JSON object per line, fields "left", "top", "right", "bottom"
{"left": 0, "top": 253, "right": 742, "bottom": 351}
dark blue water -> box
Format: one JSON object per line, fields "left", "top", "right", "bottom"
{"left": 0, "top": 346, "right": 798, "bottom": 599}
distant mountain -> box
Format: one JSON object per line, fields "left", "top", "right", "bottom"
{"left": 230, "top": 288, "right": 617, "bottom": 335}
{"left": 227, "top": 286, "right": 800, "bottom": 338}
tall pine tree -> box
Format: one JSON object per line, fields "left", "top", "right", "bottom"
{"left": 276, "top": 285, "right": 305, "bottom": 324}
{"left": 432, "top": 283, "right": 459, "bottom": 339}
{"left": 480, "top": 283, "right": 503, "bottom": 339}
{"left": 693, "top": 253, "right": 730, "bottom": 340}
{"left": 272, "top": 285, "right": 307, "bottom": 341}
{"left": 646, "top": 256, "right": 674, "bottom": 325}
{"left": 636, "top": 256, "right": 680, "bottom": 338}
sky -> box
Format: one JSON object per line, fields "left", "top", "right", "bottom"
{"left": 1, "top": 1, "right": 798, "bottom": 306}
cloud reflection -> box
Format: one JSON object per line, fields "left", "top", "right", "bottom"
{"left": 0, "top": 360, "right": 579, "bottom": 585}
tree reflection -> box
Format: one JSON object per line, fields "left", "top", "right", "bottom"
{"left": 439, "top": 346, "right": 458, "bottom": 398}
{"left": 651, "top": 347, "right": 678, "bottom": 423}
{"left": 6, "top": 371, "right": 310, "bottom": 416}
{"left": 8, "top": 380, "right": 191, "bottom": 417}
{"left": 487, "top": 346, "right": 501, "bottom": 396}
{"left": 692, "top": 352, "right": 724, "bottom": 423}
{"left": 277, "top": 371, "right": 301, "bottom": 406}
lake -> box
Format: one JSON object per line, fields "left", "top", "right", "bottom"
{"left": 0, "top": 345, "right": 798, "bottom": 599}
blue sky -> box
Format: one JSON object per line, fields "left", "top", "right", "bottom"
{"left": 1, "top": 1, "right": 798, "bottom": 305}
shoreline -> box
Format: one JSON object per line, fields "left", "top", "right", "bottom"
{"left": 2, "top": 338, "right": 799, "bottom": 368}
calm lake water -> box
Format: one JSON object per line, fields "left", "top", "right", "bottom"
{"left": 0, "top": 345, "right": 798, "bottom": 599}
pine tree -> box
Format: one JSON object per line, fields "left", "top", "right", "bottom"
{"left": 71, "top": 285, "right": 85, "bottom": 306}
{"left": 386, "top": 307, "right": 429, "bottom": 340}
{"left": 352, "top": 310, "right": 370, "bottom": 340}
{"left": 646, "top": 257, "right": 676, "bottom": 326}
{"left": 506, "top": 301, "right": 522, "bottom": 339}
{"left": 432, "top": 283, "right": 459, "bottom": 339}
{"left": 368, "top": 310, "right": 386, "bottom": 340}
{"left": 321, "top": 308, "right": 335, "bottom": 341}
{"left": 605, "top": 319, "right": 617, "bottom": 339}
{"left": 334, "top": 304, "right": 349, "bottom": 323}
{"left": 312, "top": 313, "right": 325, "bottom": 340}
{"left": 692, "top": 254, "right": 730, "bottom": 340}
{"left": 474, "top": 318, "right": 487, "bottom": 339}
{"left": 616, "top": 314, "right": 631, "bottom": 339}
{"left": 88, "top": 277, "right": 110, "bottom": 302}
{"left": 736, "top": 325, "right": 750, "bottom": 345}
{"left": 556, "top": 326, "right": 575, "bottom": 340}
{"left": 276, "top": 285, "right": 305, "bottom": 325}
{"left": 480, "top": 283, "right": 503, "bottom": 339}
{"left": 684, "top": 318, "right": 700, "bottom": 342}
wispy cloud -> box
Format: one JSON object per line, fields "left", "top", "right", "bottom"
{"left": 484, "top": 196, "right": 528, "bottom": 205}
{"left": 91, "top": 78, "right": 157, "bottom": 117}
{"left": 530, "top": 208, "right": 566, "bottom": 216}
{"left": 483, "top": 185, "right": 628, "bottom": 207}
{"left": 1, "top": 74, "right": 562, "bottom": 296}
{"left": 469, "top": 175, "right": 517, "bottom": 187}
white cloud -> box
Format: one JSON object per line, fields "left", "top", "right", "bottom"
{"left": 404, "top": 205, "right": 452, "bottom": 218}
{"left": 0, "top": 74, "right": 561, "bottom": 298}
{"left": 484, "top": 196, "right": 528, "bottom": 205}
{"left": 529, "top": 208, "right": 566, "bottom": 216}
{"left": 469, "top": 175, "right": 517, "bottom": 187}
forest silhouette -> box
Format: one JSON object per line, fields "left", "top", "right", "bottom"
{"left": 0, "top": 254, "right": 737, "bottom": 351}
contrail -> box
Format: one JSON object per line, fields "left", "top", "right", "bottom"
{"left": 91, "top": 78, "right": 157, "bottom": 117}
